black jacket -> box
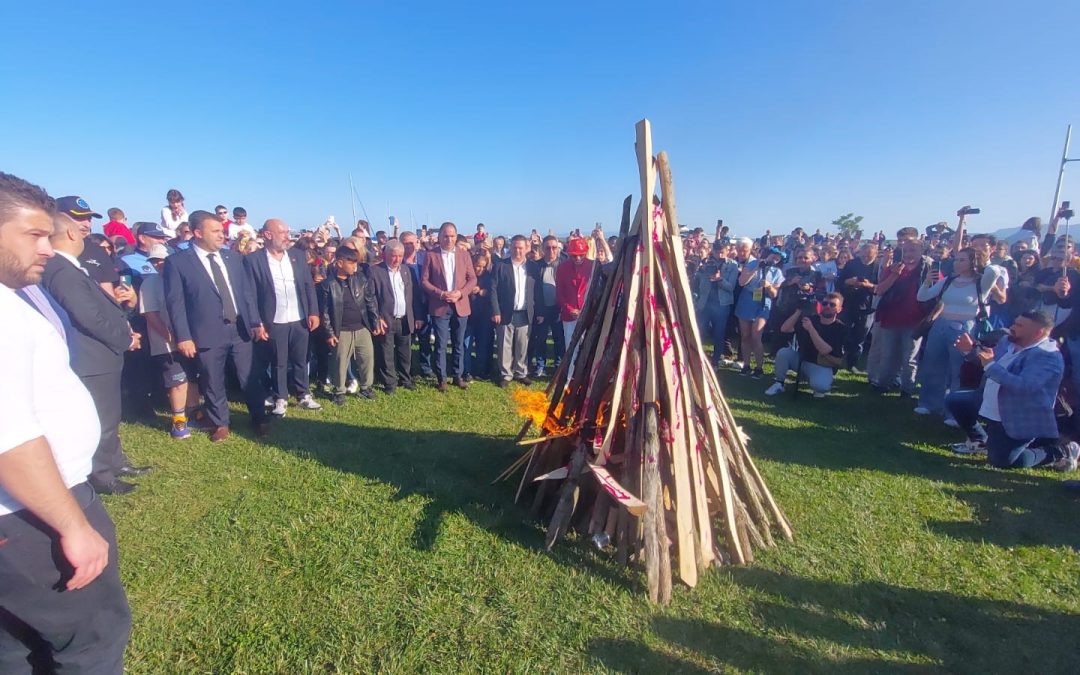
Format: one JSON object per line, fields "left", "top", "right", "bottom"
{"left": 41, "top": 253, "right": 132, "bottom": 377}
{"left": 490, "top": 258, "right": 536, "bottom": 325}
{"left": 318, "top": 268, "right": 379, "bottom": 337}
{"left": 245, "top": 247, "right": 319, "bottom": 325}
{"left": 368, "top": 262, "right": 423, "bottom": 334}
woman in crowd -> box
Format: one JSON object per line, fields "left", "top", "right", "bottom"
{"left": 835, "top": 247, "right": 853, "bottom": 273}
{"left": 160, "top": 188, "right": 187, "bottom": 238}
{"left": 734, "top": 247, "right": 784, "bottom": 379}
{"left": 914, "top": 247, "right": 996, "bottom": 419}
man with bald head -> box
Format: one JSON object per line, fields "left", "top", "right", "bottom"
{"left": 246, "top": 219, "right": 321, "bottom": 414}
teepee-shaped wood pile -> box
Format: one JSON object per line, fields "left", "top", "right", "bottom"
{"left": 498, "top": 119, "right": 792, "bottom": 604}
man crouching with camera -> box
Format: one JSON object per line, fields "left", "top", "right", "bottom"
{"left": 765, "top": 292, "right": 847, "bottom": 399}
{"left": 944, "top": 310, "right": 1080, "bottom": 471}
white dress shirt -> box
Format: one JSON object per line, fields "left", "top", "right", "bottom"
{"left": 193, "top": 245, "right": 239, "bottom": 313}
{"left": 389, "top": 266, "right": 407, "bottom": 318}
{"left": 267, "top": 252, "right": 301, "bottom": 324}
{"left": 55, "top": 250, "right": 87, "bottom": 275}
{"left": 0, "top": 285, "right": 98, "bottom": 515}
{"left": 512, "top": 260, "right": 527, "bottom": 311}
{"left": 440, "top": 247, "right": 456, "bottom": 293}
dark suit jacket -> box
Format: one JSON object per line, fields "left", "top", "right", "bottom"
{"left": 244, "top": 247, "right": 319, "bottom": 326}
{"left": 489, "top": 258, "right": 536, "bottom": 325}
{"left": 369, "top": 262, "right": 422, "bottom": 334}
{"left": 41, "top": 253, "right": 132, "bottom": 377}
{"left": 421, "top": 247, "right": 477, "bottom": 317}
{"left": 163, "top": 245, "right": 262, "bottom": 349}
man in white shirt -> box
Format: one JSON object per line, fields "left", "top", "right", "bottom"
{"left": 0, "top": 171, "right": 131, "bottom": 672}
{"left": 491, "top": 236, "right": 536, "bottom": 386}
{"left": 245, "top": 219, "right": 321, "bottom": 416}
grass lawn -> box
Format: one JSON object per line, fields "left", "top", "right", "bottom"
{"left": 110, "top": 367, "right": 1080, "bottom": 673}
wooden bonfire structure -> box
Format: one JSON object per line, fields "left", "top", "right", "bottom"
{"left": 497, "top": 119, "right": 793, "bottom": 604}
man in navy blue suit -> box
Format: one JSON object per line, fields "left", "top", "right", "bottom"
{"left": 163, "top": 210, "right": 269, "bottom": 442}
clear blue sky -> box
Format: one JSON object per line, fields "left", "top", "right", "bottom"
{"left": 2, "top": 1, "right": 1078, "bottom": 239}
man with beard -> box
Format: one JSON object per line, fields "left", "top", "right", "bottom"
{"left": 944, "top": 311, "right": 1079, "bottom": 471}
{"left": 0, "top": 172, "right": 131, "bottom": 671}
{"left": 764, "top": 292, "right": 847, "bottom": 398}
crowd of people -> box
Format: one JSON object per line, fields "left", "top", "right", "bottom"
{"left": 686, "top": 211, "right": 1080, "bottom": 474}
{"left": 3, "top": 167, "right": 1080, "bottom": 670}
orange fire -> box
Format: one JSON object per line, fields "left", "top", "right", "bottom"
{"left": 513, "top": 389, "right": 571, "bottom": 434}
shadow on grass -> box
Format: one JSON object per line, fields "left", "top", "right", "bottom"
{"left": 255, "top": 415, "right": 637, "bottom": 592}
{"left": 719, "top": 371, "right": 1080, "bottom": 551}
{"left": 590, "top": 567, "right": 1080, "bottom": 673}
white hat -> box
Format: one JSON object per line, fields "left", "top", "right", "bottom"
{"left": 147, "top": 244, "right": 170, "bottom": 260}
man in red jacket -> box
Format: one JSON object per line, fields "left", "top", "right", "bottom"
{"left": 555, "top": 236, "right": 594, "bottom": 346}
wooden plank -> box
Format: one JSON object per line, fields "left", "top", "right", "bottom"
{"left": 589, "top": 465, "right": 647, "bottom": 516}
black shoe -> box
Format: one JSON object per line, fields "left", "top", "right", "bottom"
{"left": 401, "top": 381, "right": 417, "bottom": 391}
{"left": 740, "top": 365, "right": 752, "bottom": 376}
{"left": 453, "top": 378, "right": 469, "bottom": 390}
{"left": 420, "top": 369, "right": 435, "bottom": 379}
{"left": 359, "top": 388, "right": 377, "bottom": 400}
{"left": 751, "top": 368, "right": 764, "bottom": 380}
{"left": 384, "top": 386, "right": 397, "bottom": 395}
{"left": 515, "top": 377, "right": 533, "bottom": 386}
{"left": 463, "top": 373, "right": 474, "bottom": 383}
{"left": 332, "top": 393, "right": 347, "bottom": 406}
{"left": 118, "top": 464, "right": 152, "bottom": 478}
{"left": 92, "top": 478, "right": 137, "bottom": 495}
{"left": 498, "top": 379, "right": 510, "bottom": 388}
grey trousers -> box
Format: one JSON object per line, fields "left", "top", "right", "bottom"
{"left": 332, "top": 327, "right": 374, "bottom": 393}
{"left": 497, "top": 311, "right": 530, "bottom": 381}
{"left": 867, "top": 323, "right": 921, "bottom": 394}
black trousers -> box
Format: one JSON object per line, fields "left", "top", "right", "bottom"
{"left": 375, "top": 317, "right": 413, "bottom": 390}
{"left": 80, "top": 371, "right": 129, "bottom": 485}
{"left": 267, "top": 321, "right": 311, "bottom": 400}
{"left": 529, "top": 305, "right": 565, "bottom": 371}
{"left": 196, "top": 323, "right": 266, "bottom": 428}
{"left": 0, "top": 483, "right": 131, "bottom": 673}
{"left": 842, "top": 310, "right": 875, "bottom": 369}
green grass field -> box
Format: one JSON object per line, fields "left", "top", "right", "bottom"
{"left": 110, "top": 368, "right": 1080, "bottom": 673}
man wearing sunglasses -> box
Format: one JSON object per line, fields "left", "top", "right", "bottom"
{"left": 528, "top": 235, "right": 564, "bottom": 378}
{"left": 765, "top": 292, "right": 847, "bottom": 398}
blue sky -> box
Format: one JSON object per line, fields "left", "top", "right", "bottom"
{"left": 2, "top": 1, "right": 1078, "bottom": 238}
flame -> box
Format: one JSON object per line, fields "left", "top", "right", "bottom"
{"left": 513, "top": 389, "right": 549, "bottom": 427}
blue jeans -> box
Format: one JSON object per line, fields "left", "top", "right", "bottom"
{"left": 465, "top": 312, "right": 495, "bottom": 379}
{"left": 945, "top": 389, "right": 986, "bottom": 442}
{"left": 773, "top": 347, "right": 834, "bottom": 393}
{"left": 700, "top": 301, "right": 733, "bottom": 366}
{"left": 432, "top": 308, "right": 468, "bottom": 382}
{"left": 917, "top": 318, "right": 973, "bottom": 413}
{"left": 1066, "top": 336, "right": 1080, "bottom": 396}
{"left": 985, "top": 421, "right": 1055, "bottom": 469}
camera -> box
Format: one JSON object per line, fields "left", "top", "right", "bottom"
{"left": 958, "top": 206, "right": 981, "bottom": 216}
{"left": 978, "top": 328, "right": 1008, "bottom": 349}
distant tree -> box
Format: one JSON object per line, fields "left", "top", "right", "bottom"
{"left": 831, "top": 213, "right": 864, "bottom": 238}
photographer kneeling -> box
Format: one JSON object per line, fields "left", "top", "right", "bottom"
{"left": 765, "top": 292, "right": 846, "bottom": 399}
{"left": 944, "top": 310, "right": 1079, "bottom": 470}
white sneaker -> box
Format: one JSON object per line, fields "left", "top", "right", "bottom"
{"left": 271, "top": 398, "right": 287, "bottom": 416}
{"left": 297, "top": 394, "right": 322, "bottom": 411}
{"left": 812, "top": 392, "right": 826, "bottom": 399}
{"left": 949, "top": 440, "right": 986, "bottom": 455}
{"left": 264, "top": 396, "right": 275, "bottom": 408}
{"left": 943, "top": 417, "right": 960, "bottom": 428}
{"left": 764, "top": 382, "right": 784, "bottom": 396}
{"left": 732, "top": 361, "right": 745, "bottom": 371}
{"left": 913, "top": 406, "right": 932, "bottom": 415}
{"left": 720, "top": 358, "right": 733, "bottom": 367}
{"left": 346, "top": 379, "right": 359, "bottom": 394}
{"left": 1052, "top": 442, "right": 1080, "bottom": 472}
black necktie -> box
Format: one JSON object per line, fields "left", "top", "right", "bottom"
{"left": 207, "top": 253, "right": 238, "bottom": 322}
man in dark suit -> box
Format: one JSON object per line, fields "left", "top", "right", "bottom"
{"left": 421, "top": 222, "right": 477, "bottom": 391}
{"left": 491, "top": 235, "right": 536, "bottom": 386}
{"left": 370, "top": 239, "right": 423, "bottom": 394}
{"left": 245, "top": 218, "right": 321, "bottom": 415}
{"left": 41, "top": 199, "right": 147, "bottom": 494}
{"left": 163, "top": 210, "right": 268, "bottom": 442}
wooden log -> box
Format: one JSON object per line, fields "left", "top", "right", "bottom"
{"left": 641, "top": 404, "right": 663, "bottom": 603}
{"left": 545, "top": 444, "right": 588, "bottom": 550}
{"left": 589, "top": 465, "right": 647, "bottom": 516}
